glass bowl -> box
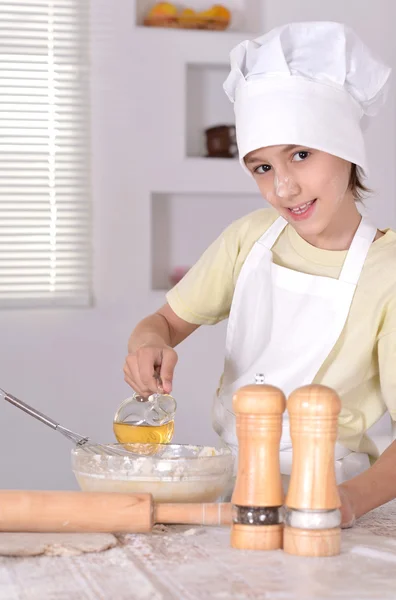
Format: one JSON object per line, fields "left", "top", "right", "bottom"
{"left": 72, "top": 443, "right": 234, "bottom": 503}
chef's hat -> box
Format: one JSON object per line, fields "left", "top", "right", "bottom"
{"left": 223, "top": 22, "right": 391, "bottom": 175}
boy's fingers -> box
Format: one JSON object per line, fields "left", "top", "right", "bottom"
{"left": 137, "top": 348, "right": 163, "bottom": 394}
{"left": 160, "top": 349, "right": 178, "bottom": 393}
{"left": 124, "top": 355, "right": 153, "bottom": 396}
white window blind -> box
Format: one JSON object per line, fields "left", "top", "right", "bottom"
{"left": 0, "top": 0, "right": 92, "bottom": 307}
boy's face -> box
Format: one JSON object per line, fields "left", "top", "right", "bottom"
{"left": 244, "top": 145, "right": 354, "bottom": 238}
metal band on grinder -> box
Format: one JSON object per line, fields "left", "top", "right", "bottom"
{"left": 233, "top": 505, "right": 283, "bottom": 525}
{"left": 284, "top": 508, "right": 341, "bottom": 530}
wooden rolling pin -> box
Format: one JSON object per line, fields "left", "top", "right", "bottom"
{"left": 0, "top": 491, "right": 232, "bottom": 533}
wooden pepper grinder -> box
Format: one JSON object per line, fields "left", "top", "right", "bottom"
{"left": 284, "top": 384, "right": 342, "bottom": 557}
{"left": 231, "top": 375, "right": 286, "bottom": 550}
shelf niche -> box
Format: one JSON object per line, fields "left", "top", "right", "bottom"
{"left": 186, "top": 63, "right": 235, "bottom": 159}
{"left": 151, "top": 191, "right": 262, "bottom": 291}
{"left": 135, "top": 0, "right": 263, "bottom": 33}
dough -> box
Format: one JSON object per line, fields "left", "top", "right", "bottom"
{"left": 76, "top": 473, "right": 227, "bottom": 503}
{"left": 0, "top": 532, "right": 118, "bottom": 557}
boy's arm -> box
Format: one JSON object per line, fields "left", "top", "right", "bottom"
{"left": 125, "top": 304, "right": 199, "bottom": 395}
{"left": 339, "top": 438, "right": 396, "bottom": 526}
{"left": 127, "top": 304, "right": 199, "bottom": 353}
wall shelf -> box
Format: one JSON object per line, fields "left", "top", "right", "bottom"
{"left": 151, "top": 191, "right": 262, "bottom": 291}
{"left": 186, "top": 63, "right": 234, "bottom": 158}
{"left": 132, "top": 25, "right": 253, "bottom": 63}
{"left": 128, "top": 3, "right": 265, "bottom": 294}
{"left": 143, "top": 157, "right": 257, "bottom": 196}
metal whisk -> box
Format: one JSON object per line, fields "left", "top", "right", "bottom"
{"left": 0, "top": 387, "right": 132, "bottom": 457}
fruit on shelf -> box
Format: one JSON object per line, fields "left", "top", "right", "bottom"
{"left": 178, "top": 8, "right": 200, "bottom": 28}
{"left": 196, "top": 4, "right": 231, "bottom": 29}
{"left": 143, "top": 3, "right": 231, "bottom": 30}
{"left": 144, "top": 2, "right": 179, "bottom": 27}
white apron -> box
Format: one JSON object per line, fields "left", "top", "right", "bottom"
{"left": 213, "top": 215, "right": 390, "bottom": 483}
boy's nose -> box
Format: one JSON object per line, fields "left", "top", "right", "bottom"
{"left": 274, "top": 174, "right": 300, "bottom": 198}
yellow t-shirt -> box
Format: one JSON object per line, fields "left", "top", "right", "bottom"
{"left": 166, "top": 208, "right": 396, "bottom": 457}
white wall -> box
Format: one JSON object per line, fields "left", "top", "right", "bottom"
{"left": 1, "top": 0, "right": 395, "bottom": 490}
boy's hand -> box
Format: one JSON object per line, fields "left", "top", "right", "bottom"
{"left": 338, "top": 485, "right": 356, "bottom": 529}
{"left": 123, "top": 344, "right": 178, "bottom": 397}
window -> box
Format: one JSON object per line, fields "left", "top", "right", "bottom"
{"left": 0, "top": 0, "right": 92, "bottom": 307}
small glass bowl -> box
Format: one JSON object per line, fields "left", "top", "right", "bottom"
{"left": 113, "top": 393, "right": 177, "bottom": 444}
{"left": 72, "top": 443, "right": 234, "bottom": 503}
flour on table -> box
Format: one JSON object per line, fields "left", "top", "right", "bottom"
{"left": 0, "top": 532, "right": 118, "bottom": 557}
{"left": 182, "top": 528, "right": 200, "bottom": 536}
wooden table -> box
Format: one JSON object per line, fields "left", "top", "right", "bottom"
{"left": 1, "top": 500, "right": 396, "bottom": 599}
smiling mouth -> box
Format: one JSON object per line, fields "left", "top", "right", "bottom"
{"left": 288, "top": 199, "right": 316, "bottom": 215}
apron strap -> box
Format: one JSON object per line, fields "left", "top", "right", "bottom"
{"left": 257, "top": 216, "right": 288, "bottom": 250}
{"left": 256, "top": 214, "right": 376, "bottom": 285}
{"left": 339, "top": 217, "right": 377, "bottom": 285}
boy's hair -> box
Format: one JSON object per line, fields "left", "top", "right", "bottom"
{"left": 350, "top": 164, "right": 371, "bottom": 202}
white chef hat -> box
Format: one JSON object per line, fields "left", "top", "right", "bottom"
{"left": 223, "top": 22, "right": 391, "bottom": 175}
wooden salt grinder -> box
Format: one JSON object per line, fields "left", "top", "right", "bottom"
{"left": 231, "top": 379, "right": 286, "bottom": 550}
{"left": 284, "top": 385, "right": 342, "bottom": 557}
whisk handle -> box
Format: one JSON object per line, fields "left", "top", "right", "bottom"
{"left": 3, "top": 392, "right": 59, "bottom": 430}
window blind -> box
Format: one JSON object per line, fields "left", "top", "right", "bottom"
{"left": 0, "top": 0, "right": 92, "bottom": 307}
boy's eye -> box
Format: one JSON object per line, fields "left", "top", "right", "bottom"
{"left": 293, "top": 151, "right": 310, "bottom": 162}
{"left": 254, "top": 164, "right": 271, "bottom": 174}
